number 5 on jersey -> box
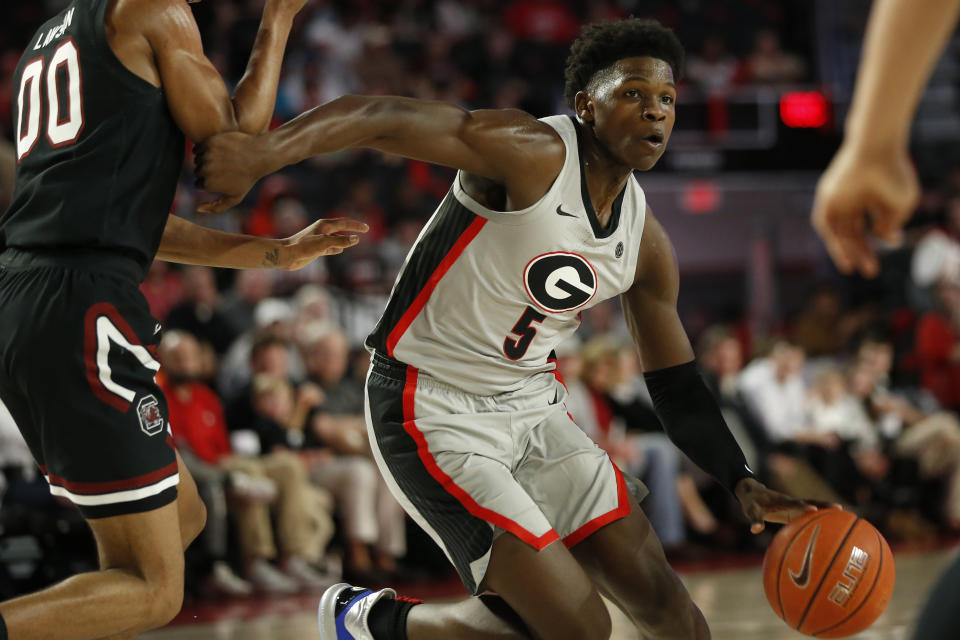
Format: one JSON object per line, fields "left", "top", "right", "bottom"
{"left": 503, "top": 306, "right": 547, "bottom": 360}
{"left": 16, "top": 38, "right": 84, "bottom": 162}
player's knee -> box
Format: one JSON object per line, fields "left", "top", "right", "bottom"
{"left": 572, "top": 596, "right": 612, "bottom": 640}
{"left": 548, "top": 592, "right": 611, "bottom": 640}
{"left": 182, "top": 497, "right": 207, "bottom": 546}
{"left": 144, "top": 576, "right": 185, "bottom": 628}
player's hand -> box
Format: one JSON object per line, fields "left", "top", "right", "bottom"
{"left": 734, "top": 477, "right": 839, "bottom": 534}
{"left": 276, "top": 217, "right": 370, "bottom": 269}
{"left": 811, "top": 143, "right": 919, "bottom": 278}
{"left": 194, "top": 132, "right": 268, "bottom": 213}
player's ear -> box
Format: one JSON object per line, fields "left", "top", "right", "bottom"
{"left": 575, "top": 91, "right": 594, "bottom": 124}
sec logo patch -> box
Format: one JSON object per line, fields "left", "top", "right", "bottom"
{"left": 523, "top": 252, "right": 597, "bottom": 313}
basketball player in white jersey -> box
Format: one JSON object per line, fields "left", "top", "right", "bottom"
{"left": 196, "top": 18, "right": 823, "bottom": 640}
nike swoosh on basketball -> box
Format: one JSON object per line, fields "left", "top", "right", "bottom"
{"left": 788, "top": 524, "right": 821, "bottom": 589}
{"left": 556, "top": 204, "right": 577, "bottom": 218}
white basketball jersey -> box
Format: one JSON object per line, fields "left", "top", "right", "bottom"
{"left": 366, "top": 115, "right": 647, "bottom": 395}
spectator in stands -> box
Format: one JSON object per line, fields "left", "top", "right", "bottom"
{"left": 503, "top": 0, "right": 579, "bottom": 45}
{"left": 701, "top": 326, "right": 844, "bottom": 504}
{"left": 685, "top": 35, "right": 738, "bottom": 94}
{"left": 160, "top": 332, "right": 334, "bottom": 594}
{"left": 911, "top": 194, "right": 960, "bottom": 300}
{"left": 166, "top": 266, "right": 237, "bottom": 356}
{"left": 220, "top": 300, "right": 306, "bottom": 403}
{"left": 738, "top": 340, "right": 810, "bottom": 444}
{"left": 304, "top": 328, "right": 407, "bottom": 578}
{"left": 697, "top": 326, "right": 770, "bottom": 471}
{"left": 850, "top": 344, "right": 960, "bottom": 529}
{"left": 221, "top": 269, "right": 274, "bottom": 337}
{"left": 140, "top": 261, "right": 184, "bottom": 323}
{"left": 740, "top": 28, "right": 805, "bottom": 84}
{"left": 791, "top": 285, "right": 872, "bottom": 359}
{"left": 806, "top": 369, "right": 889, "bottom": 502}
{"left": 565, "top": 336, "right": 709, "bottom": 551}
{"left": 915, "top": 278, "right": 960, "bottom": 409}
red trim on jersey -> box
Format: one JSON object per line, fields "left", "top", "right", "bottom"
{"left": 547, "top": 356, "right": 567, "bottom": 389}
{"left": 386, "top": 216, "right": 487, "bottom": 357}
{"left": 401, "top": 366, "right": 559, "bottom": 550}
{"left": 83, "top": 302, "right": 143, "bottom": 413}
{"left": 43, "top": 461, "right": 178, "bottom": 495}
{"left": 562, "top": 460, "right": 630, "bottom": 548}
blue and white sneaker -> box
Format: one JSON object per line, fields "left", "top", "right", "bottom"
{"left": 318, "top": 583, "right": 398, "bottom": 639}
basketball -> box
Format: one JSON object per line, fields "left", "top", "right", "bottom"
{"left": 762, "top": 509, "right": 895, "bottom": 638}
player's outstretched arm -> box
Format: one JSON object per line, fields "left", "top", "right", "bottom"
{"left": 194, "top": 97, "right": 565, "bottom": 212}
{"left": 117, "top": 0, "right": 303, "bottom": 143}
{"left": 623, "top": 209, "right": 827, "bottom": 531}
{"left": 156, "top": 214, "right": 368, "bottom": 270}
{"left": 812, "top": 0, "right": 960, "bottom": 277}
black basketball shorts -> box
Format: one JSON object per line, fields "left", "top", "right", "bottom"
{"left": 0, "top": 249, "right": 178, "bottom": 519}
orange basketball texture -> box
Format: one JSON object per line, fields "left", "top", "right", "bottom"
{"left": 762, "top": 509, "right": 895, "bottom": 638}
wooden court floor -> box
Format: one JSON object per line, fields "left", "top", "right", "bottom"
{"left": 144, "top": 548, "right": 956, "bottom": 640}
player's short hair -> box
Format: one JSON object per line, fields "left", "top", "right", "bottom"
{"left": 563, "top": 18, "right": 685, "bottom": 109}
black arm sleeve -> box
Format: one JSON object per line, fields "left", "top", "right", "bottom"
{"left": 644, "top": 360, "right": 755, "bottom": 494}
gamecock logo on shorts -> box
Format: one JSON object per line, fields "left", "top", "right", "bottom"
{"left": 523, "top": 252, "right": 598, "bottom": 313}
{"left": 137, "top": 394, "right": 165, "bottom": 436}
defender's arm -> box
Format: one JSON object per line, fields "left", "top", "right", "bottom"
{"left": 125, "top": 0, "right": 300, "bottom": 141}
{"left": 194, "top": 97, "right": 565, "bottom": 212}
{"left": 156, "top": 214, "right": 367, "bottom": 270}
{"left": 623, "top": 208, "right": 817, "bottom": 531}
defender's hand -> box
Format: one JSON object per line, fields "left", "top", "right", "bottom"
{"left": 812, "top": 144, "right": 919, "bottom": 278}
{"left": 277, "top": 217, "right": 369, "bottom": 270}
{"left": 734, "top": 477, "right": 838, "bottom": 534}
{"left": 194, "top": 132, "right": 269, "bottom": 213}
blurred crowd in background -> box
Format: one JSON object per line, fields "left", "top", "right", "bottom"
{"left": 3, "top": 0, "right": 960, "bottom": 603}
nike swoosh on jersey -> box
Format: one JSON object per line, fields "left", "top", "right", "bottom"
{"left": 555, "top": 204, "right": 577, "bottom": 218}
{"left": 788, "top": 524, "right": 821, "bottom": 589}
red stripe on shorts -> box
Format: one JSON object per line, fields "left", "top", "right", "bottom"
{"left": 401, "top": 366, "right": 559, "bottom": 550}
{"left": 45, "top": 460, "right": 179, "bottom": 495}
{"left": 562, "top": 461, "right": 631, "bottom": 548}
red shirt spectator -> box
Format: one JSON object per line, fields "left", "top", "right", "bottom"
{"left": 162, "top": 378, "right": 232, "bottom": 464}
{"left": 915, "top": 311, "right": 960, "bottom": 409}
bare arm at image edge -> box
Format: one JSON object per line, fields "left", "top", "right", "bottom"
{"left": 812, "top": 0, "right": 960, "bottom": 277}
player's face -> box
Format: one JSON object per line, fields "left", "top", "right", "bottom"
{"left": 584, "top": 56, "right": 677, "bottom": 171}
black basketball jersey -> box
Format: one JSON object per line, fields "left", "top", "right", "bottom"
{"left": 2, "top": 0, "right": 184, "bottom": 281}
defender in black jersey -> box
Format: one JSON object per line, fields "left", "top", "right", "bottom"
{"left": 0, "top": 0, "right": 366, "bottom": 638}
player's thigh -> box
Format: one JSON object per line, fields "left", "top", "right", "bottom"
{"left": 570, "top": 497, "right": 697, "bottom": 629}
{"left": 482, "top": 532, "right": 611, "bottom": 640}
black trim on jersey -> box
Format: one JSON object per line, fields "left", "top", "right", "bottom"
{"left": 366, "top": 191, "right": 479, "bottom": 353}
{"left": 366, "top": 359, "right": 493, "bottom": 594}
{"left": 567, "top": 115, "right": 627, "bottom": 240}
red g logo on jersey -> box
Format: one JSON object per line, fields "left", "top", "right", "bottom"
{"left": 523, "top": 252, "right": 598, "bottom": 313}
